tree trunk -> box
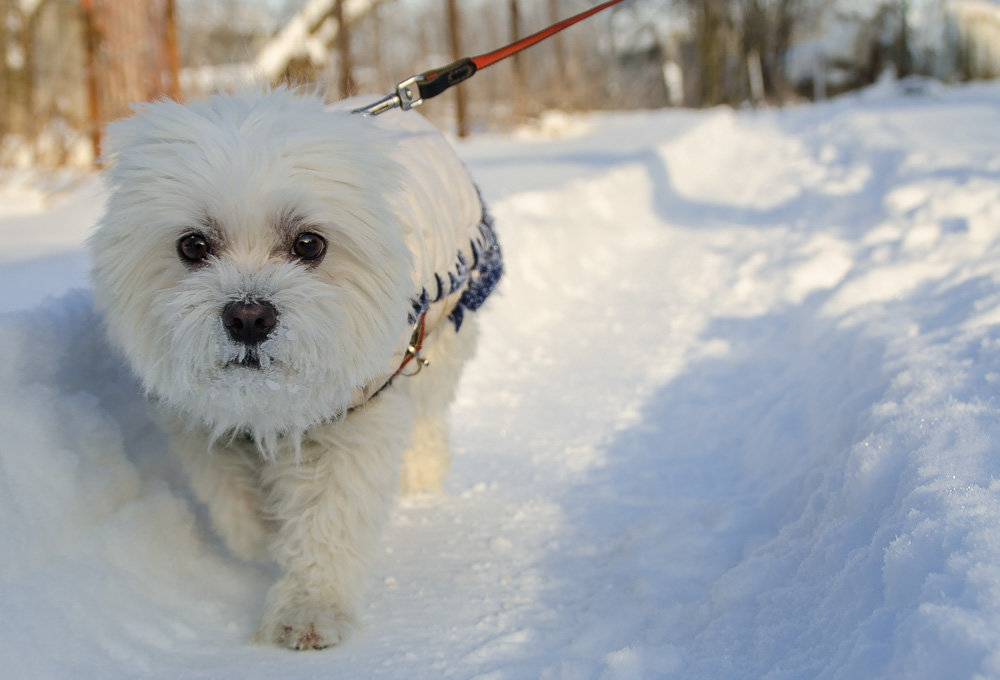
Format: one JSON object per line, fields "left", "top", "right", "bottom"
{"left": 0, "top": 0, "right": 9, "bottom": 138}
{"left": 508, "top": 0, "right": 525, "bottom": 119}
{"left": 895, "top": 0, "right": 912, "bottom": 78}
{"left": 445, "top": 0, "right": 468, "bottom": 137}
{"left": 80, "top": 0, "right": 102, "bottom": 162}
{"left": 372, "top": 2, "right": 384, "bottom": 89}
{"left": 21, "top": 0, "right": 55, "bottom": 144}
{"left": 334, "top": 0, "right": 355, "bottom": 98}
{"left": 694, "top": 0, "right": 729, "bottom": 106}
{"left": 769, "top": 0, "right": 798, "bottom": 99}
{"left": 546, "top": 0, "right": 569, "bottom": 107}
{"left": 164, "top": 0, "right": 181, "bottom": 101}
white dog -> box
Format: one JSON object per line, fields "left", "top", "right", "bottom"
{"left": 89, "top": 87, "right": 501, "bottom": 649}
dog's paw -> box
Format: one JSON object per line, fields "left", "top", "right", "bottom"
{"left": 253, "top": 601, "right": 356, "bottom": 650}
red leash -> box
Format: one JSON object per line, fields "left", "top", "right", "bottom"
{"left": 355, "top": 0, "right": 629, "bottom": 116}
{"left": 471, "top": 0, "right": 627, "bottom": 70}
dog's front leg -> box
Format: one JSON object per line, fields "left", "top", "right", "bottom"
{"left": 169, "top": 430, "right": 274, "bottom": 563}
{"left": 253, "top": 391, "right": 412, "bottom": 650}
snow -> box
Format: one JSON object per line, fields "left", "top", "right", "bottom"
{"left": 0, "top": 172, "right": 102, "bottom": 312}
{"left": 3, "top": 80, "right": 1000, "bottom": 678}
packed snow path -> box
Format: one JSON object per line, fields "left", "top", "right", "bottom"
{"left": 2, "top": 80, "right": 1000, "bottom": 678}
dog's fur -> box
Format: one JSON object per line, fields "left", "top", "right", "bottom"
{"left": 89, "top": 88, "right": 497, "bottom": 649}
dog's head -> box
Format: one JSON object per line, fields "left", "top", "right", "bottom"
{"left": 90, "top": 88, "right": 415, "bottom": 449}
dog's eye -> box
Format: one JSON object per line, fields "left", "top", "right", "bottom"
{"left": 292, "top": 232, "right": 326, "bottom": 261}
{"left": 178, "top": 233, "right": 211, "bottom": 263}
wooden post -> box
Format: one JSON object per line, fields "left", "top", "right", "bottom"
{"left": 445, "top": 0, "right": 468, "bottom": 137}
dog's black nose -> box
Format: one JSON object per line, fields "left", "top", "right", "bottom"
{"left": 222, "top": 300, "right": 278, "bottom": 345}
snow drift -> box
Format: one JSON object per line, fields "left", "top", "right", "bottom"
{"left": 2, "top": 79, "right": 1000, "bottom": 678}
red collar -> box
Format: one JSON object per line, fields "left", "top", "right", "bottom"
{"left": 344, "top": 312, "right": 428, "bottom": 417}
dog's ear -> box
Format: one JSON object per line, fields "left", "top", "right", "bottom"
{"left": 97, "top": 110, "right": 138, "bottom": 170}
{"left": 100, "top": 96, "right": 234, "bottom": 175}
{"left": 98, "top": 100, "right": 178, "bottom": 177}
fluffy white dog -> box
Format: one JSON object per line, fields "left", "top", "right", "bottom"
{"left": 89, "top": 87, "right": 501, "bottom": 649}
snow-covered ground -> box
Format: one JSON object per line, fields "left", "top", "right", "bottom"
{"left": 3, "top": 79, "right": 1000, "bottom": 679}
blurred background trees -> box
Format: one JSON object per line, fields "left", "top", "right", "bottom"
{"left": 1, "top": 0, "right": 999, "bottom": 168}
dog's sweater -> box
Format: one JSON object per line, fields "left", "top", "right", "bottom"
{"left": 365, "top": 108, "right": 503, "bottom": 338}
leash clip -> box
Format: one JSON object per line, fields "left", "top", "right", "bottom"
{"left": 354, "top": 75, "right": 425, "bottom": 116}
{"left": 395, "top": 75, "right": 425, "bottom": 110}
{"left": 401, "top": 343, "right": 430, "bottom": 376}
{"left": 392, "top": 312, "right": 429, "bottom": 378}
{"left": 352, "top": 0, "right": 627, "bottom": 118}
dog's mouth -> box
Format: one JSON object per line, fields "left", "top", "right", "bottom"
{"left": 237, "top": 355, "right": 261, "bottom": 369}
{"left": 227, "top": 348, "right": 265, "bottom": 370}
